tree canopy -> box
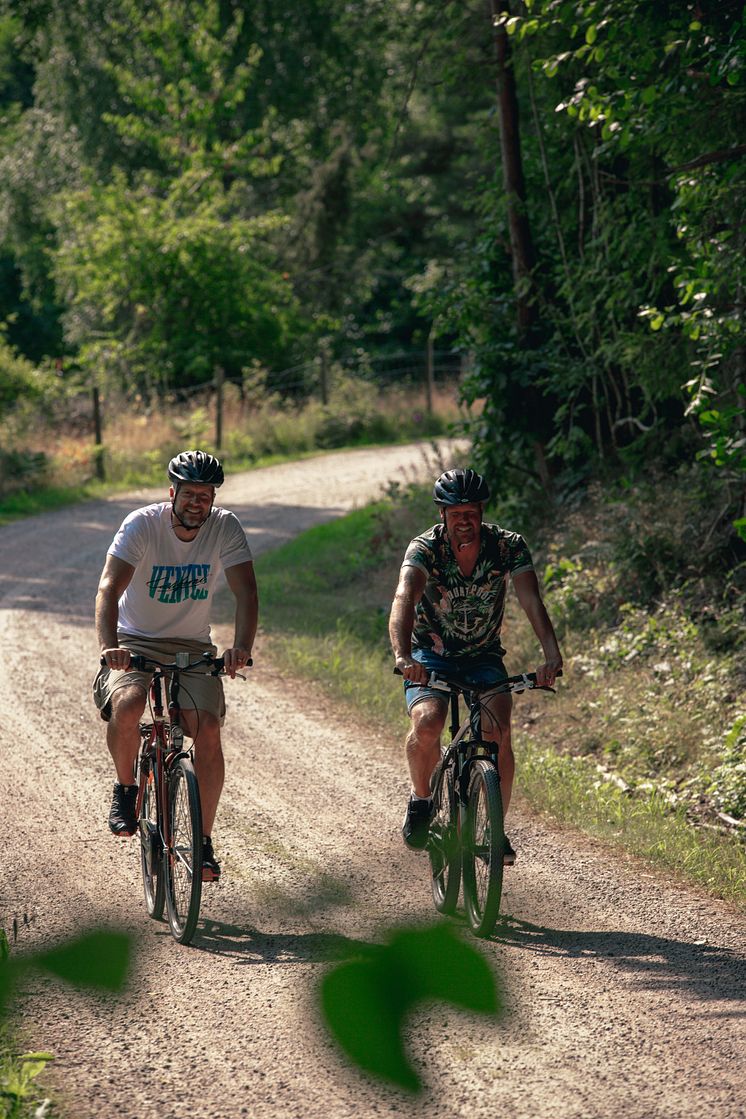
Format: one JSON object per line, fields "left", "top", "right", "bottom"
{"left": 0, "top": 0, "right": 743, "bottom": 516}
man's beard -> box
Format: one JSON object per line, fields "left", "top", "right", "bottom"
{"left": 172, "top": 505, "right": 210, "bottom": 530}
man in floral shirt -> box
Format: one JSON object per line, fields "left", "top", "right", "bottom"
{"left": 389, "top": 467, "right": 563, "bottom": 859}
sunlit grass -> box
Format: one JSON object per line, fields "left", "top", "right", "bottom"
{"left": 0, "top": 1029, "right": 56, "bottom": 1119}
{"left": 518, "top": 739, "right": 746, "bottom": 904}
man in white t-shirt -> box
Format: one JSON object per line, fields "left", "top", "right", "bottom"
{"left": 94, "top": 449, "right": 258, "bottom": 881}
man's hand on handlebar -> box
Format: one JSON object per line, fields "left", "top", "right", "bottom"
{"left": 393, "top": 654, "right": 428, "bottom": 685}
{"left": 221, "top": 646, "right": 253, "bottom": 679}
{"left": 535, "top": 657, "right": 563, "bottom": 689}
{"left": 101, "top": 647, "right": 132, "bottom": 671}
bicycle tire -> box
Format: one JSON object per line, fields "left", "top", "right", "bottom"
{"left": 137, "top": 751, "right": 164, "bottom": 920}
{"left": 429, "top": 756, "right": 461, "bottom": 914}
{"left": 462, "top": 759, "right": 504, "bottom": 938}
{"left": 164, "top": 757, "right": 203, "bottom": 945}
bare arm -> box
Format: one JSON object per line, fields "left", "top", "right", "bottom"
{"left": 512, "top": 570, "right": 563, "bottom": 687}
{"left": 389, "top": 564, "right": 429, "bottom": 684}
{"left": 95, "top": 554, "right": 136, "bottom": 669}
{"left": 223, "top": 560, "right": 259, "bottom": 677}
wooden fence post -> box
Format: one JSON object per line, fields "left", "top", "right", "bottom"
{"left": 425, "top": 334, "right": 434, "bottom": 414}
{"left": 92, "top": 386, "right": 105, "bottom": 481}
{"left": 319, "top": 349, "right": 329, "bottom": 405}
{"left": 215, "top": 366, "right": 224, "bottom": 450}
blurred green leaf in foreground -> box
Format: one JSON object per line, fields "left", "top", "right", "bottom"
{"left": 320, "top": 921, "right": 502, "bottom": 1092}
{"left": 0, "top": 929, "right": 131, "bottom": 1018}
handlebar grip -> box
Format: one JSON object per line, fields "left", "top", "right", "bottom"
{"left": 100, "top": 653, "right": 146, "bottom": 670}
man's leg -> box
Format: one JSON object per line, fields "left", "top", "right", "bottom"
{"left": 406, "top": 697, "right": 447, "bottom": 797}
{"left": 402, "top": 697, "right": 447, "bottom": 849}
{"left": 107, "top": 684, "right": 147, "bottom": 835}
{"left": 481, "top": 690, "right": 516, "bottom": 864}
{"left": 482, "top": 691, "right": 514, "bottom": 812}
{"left": 108, "top": 684, "right": 147, "bottom": 783}
{"left": 182, "top": 710, "right": 224, "bottom": 837}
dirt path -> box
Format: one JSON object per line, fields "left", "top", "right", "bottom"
{"left": 1, "top": 442, "right": 744, "bottom": 1119}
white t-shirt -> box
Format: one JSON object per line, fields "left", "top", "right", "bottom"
{"left": 109, "top": 502, "right": 253, "bottom": 641}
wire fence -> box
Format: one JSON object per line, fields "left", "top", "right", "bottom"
{"left": 82, "top": 346, "right": 466, "bottom": 404}
{"left": 51, "top": 346, "right": 472, "bottom": 481}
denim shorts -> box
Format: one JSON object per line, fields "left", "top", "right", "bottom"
{"left": 403, "top": 648, "right": 508, "bottom": 712}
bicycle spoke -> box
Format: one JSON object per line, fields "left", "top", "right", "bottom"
{"left": 462, "top": 760, "right": 504, "bottom": 938}
{"left": 164, "top": 758, "right": 203, "bottom": 944}
{"left": 137, "top": 750, "right": 164, "bottom": 921}
{"left": 429, "top": 758, "right": 461, "bottom": 914}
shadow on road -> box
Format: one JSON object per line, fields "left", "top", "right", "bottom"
{"left": 191, "top": 917, "right": 378, "bottom": 964}
{"left": 493, "top": 914, "right": 746, "bottom": 1011}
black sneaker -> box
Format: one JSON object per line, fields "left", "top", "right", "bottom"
{"left": 109, "top": 783, "right": 138, "bottom": 836}
{"left": 503, "top": 836, "right": 516, "bottom": 866}
{"left": 402, "top": 797, "right": 434, "bottom": 850}
{"left": 202, "top": 837, "right": 221, "bottom": 882}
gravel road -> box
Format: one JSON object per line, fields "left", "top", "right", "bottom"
{"left": 1, "top": 442, "right": 744, "bottom": 1119}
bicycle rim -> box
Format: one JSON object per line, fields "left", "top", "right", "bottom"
{"left": 429, "top": 758, "right": 461, "bottom": 914}
{"left": 138, "top": 758, "right": 164, "bottom": 920}
{"left": 164, "top": 758, "right": 203, "bottom": 944}
{"left": 462, "top": 760, "right": 504, "bottom": 938}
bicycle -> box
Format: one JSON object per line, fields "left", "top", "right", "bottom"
{"left": 104, "top": 650, "right": 245, "bottom": 945}
{"left": 421, "top": 670, "right": 558, "bottom": 938}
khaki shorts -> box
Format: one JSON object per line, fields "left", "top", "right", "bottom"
{"left": 93, "top": 634, "right": 226, "bottom": 724}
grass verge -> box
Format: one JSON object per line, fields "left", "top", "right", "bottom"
{"left": 254, "top": 493, "right": 746, "bottom": 910}
{"left": 0, "top": 1026, "right": 55, "bottom": 1119}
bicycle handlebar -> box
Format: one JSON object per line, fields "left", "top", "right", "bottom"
{"left": 100, "top": 651, "right": 252, "bottom": 677}
{"left": 393, "top": 665, "right": 561, "bottom": 695}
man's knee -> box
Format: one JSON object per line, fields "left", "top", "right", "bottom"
{"left": 109, "top": 686, "right": 147, "bottom": 727}
{"left": 409, "top": 701, "right": 446, "bottom": 746}
{"left": 185, "top": 710, "right": 222, "bottom": 749}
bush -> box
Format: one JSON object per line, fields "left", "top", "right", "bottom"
{"left": 0, "top": 448, "right": 49, "bottom": 496}
{"left": 705, "top": 716, "right": 746, "bottom": 821}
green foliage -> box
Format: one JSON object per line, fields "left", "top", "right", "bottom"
{"left": 517, "top": 738, "right": 746, "bottom": 903}
{"left": 0, "top": 1036, "right": 55, "bottom": 1119}
{"left": 320, "top": 922, "right": 501, "bottom": 1092}
{"left": 705, "top": 716, "right": 746, "bottom": 820}
{"left": 1, "top": 0, "right": 744, "bottom": 538}
{"left": 0, "top": 928, "right": 131, "bottom": 1117}
{"left": 412, "top": 0, "right": 746, "bottom": 496}
{"left": 0, "top": 337, "right": 54, "bottom": 420}
{"left": 55, "top": 174, "right": 301, "bottom": 392}
{"left": 0, "top": 930, "right": 131, "bottom": 1018}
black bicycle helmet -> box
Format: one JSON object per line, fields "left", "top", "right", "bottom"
{"left": 168, "top": 449, "right": 224, "bottom": 488}
{"left": 433, "top": 467, "right": 490, "bottom": 506}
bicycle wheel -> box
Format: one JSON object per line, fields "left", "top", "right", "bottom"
{"left": 163, "top": 757, "right": 203, "bottom": 945}
{"left": 137, "top": 751, "right": 164, "bottom": 920}
{"left": 429, "top": 756, "right": 461, "bottom": 914}
{"left": 462, "top": 759, "right": 504, "bottom": 938}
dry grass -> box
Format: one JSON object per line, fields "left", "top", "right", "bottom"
{"left": 10, "top": 379, "right": 468, "bottom": 496}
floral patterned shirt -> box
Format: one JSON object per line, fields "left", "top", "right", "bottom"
{"left": 402, "top": 522, "right": 534, "bottom": 659}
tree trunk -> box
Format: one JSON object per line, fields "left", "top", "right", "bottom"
{"left": 490, "top": 0, "right": 537, "bottom": 338}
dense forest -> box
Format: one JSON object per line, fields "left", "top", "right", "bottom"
{"left": 0, "top": 0, "right": 744, "bottom": 522}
